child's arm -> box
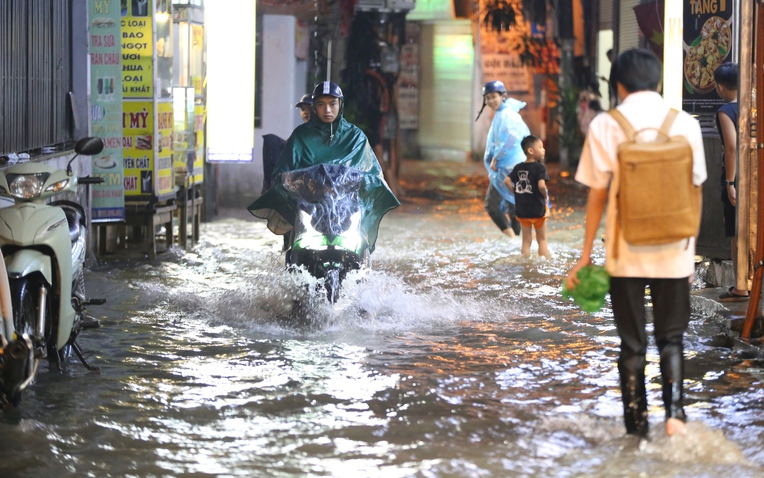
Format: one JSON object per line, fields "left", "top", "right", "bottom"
{"left": 504, "top": 175, "right": 514, "bottom": 190}
{"left": 538, "top": 179, "right": 547, "bottom": 197}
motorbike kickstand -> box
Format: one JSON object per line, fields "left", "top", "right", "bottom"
{"left": 72, "top": 341, "right": 100, "bottom": 372}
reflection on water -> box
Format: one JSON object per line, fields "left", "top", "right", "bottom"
{"left": 1, "top": 172, "right": 763, "bottom": 477}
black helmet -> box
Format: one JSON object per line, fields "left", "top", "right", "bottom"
{"left": 295, "top": 94, "right": 312, "bottom": 108}
{"left": 312, "top": 81, "right": 344, "bottom": 100}
{"left": 482, "top": 80, "right": 507, "bottom": 96}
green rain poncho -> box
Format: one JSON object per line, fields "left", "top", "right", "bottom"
{"left": 248, "top": 109, "right": 399, "bottom": 252}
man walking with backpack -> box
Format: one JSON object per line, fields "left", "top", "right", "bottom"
{"left": 565, "top": 49, "right": 707, "bottom": 438}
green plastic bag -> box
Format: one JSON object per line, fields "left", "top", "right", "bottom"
{"left": 561, "top": 265, "right": 611, "bottom": 313}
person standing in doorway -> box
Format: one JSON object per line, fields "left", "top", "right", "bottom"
{"left": 714, "top": 63, "right": 748, "bottom": 301}
{"left": 566, "top": 49, "right": 707, "bottom": 438}
{"left": 477, "top": 80, "right": 531, "bottom": 238}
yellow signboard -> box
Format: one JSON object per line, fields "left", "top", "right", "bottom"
{"left": 122, "top": 100, "right": 154, "bottom": 196}
{"left": 122, "top": 100, "right": 174, "bottom": 198}
{"left": 156, "top": 101, "right": 175, "bottom": 196}
{"left": 193, "top": 104, "right": 205, "bottom": 185}
{"left": 121, "top": 5, "right": 153, "bottom": 98}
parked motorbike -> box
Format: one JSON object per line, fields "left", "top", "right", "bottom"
{"left": 282, "top": 164, "right": 369, "bottom": 303}
{"left": 0, "top": 137, "right": 105, "bottom": 409}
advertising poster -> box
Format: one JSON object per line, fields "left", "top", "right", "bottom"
{"left": 121, "top": 0, "right": 154, "bottom": 98}
{"left": 682, "top": 0, "right": 734, "bottom": 115}
{"left": 156, "top": 101, "right": 175, "bottom": 197}
{"left": 122, "top": 100, "right": 154, "bottom": 196}
{"left": 478, "top": 0, "right": 530, "bottom": 92}
{"left": 89, "top": 0, "right": 125, "bottom": 221}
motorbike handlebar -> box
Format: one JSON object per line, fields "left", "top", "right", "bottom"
{"left": 78, "top": 176, "right": 105, "bottom": 185}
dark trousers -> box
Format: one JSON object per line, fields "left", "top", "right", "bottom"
{"left": 609, "top": 277, "right": 690, "bottom": 436}
{"left": 484, "top": 184, "right": 521, "bottom": 235}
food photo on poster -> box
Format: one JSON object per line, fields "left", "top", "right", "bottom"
{"left": 682, "top": 1, "right": 734, "bottom": 115}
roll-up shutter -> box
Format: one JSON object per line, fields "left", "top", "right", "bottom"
{"left": 619, "top": 0, "right": 641, "bottom": 51}
{"left": 600, "top": 0, "right": 613, "bottom": 30}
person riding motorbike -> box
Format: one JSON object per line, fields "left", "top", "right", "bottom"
{"left": 295, "top": 93, "right": 313, "bottom": 124}
{"left": 248, "top": 81, "right": 399, "bottom": 255}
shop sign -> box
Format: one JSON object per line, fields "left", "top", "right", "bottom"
{"left": 122, "top": 100, "right": 175, "bottom": 198}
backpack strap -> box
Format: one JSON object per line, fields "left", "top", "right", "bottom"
{"left": 608, "top": 109, "right": 636, "bottom": 141}
{"left": 658, "top": 108, "right": 679, "bottom": 139}
{"left": 609, "top": 108, "right": 680, "bottom": 141}
{"left": 607, "top": 109, "right": 632, "bottom": 260}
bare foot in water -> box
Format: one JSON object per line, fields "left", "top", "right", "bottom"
{"left": 502, "top": 229, "right": 516, "bottom": 238}
{"left": 666, "top": 418, "right": 687, "bottom": 436}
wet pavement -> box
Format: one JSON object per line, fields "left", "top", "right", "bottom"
{"left": 1, "top": 158, "right": 762, "bottom": 477}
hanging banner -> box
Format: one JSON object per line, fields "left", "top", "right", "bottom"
{"left": 478, "top": 0, "right": 530, "bottom": 93}
{"left": 191, "top": 24, "right": 205, "bottom": 98}
{"left": 398, "top": 23, "right": 419, "bottom": 130}
{"left": 682, "top": 0, "right": 734, "bottom": 115}
{"left": 89, "top": 0, "right": 125, "bottom": 222}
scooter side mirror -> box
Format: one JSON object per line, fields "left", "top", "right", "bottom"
{"left": 68, "top": 137, "right": 105, "bottom": 175}
{"left": 74, "top": 137, "right": 104, "bottom": 156}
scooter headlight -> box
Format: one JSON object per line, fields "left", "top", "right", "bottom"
{"left": 6, "top": 173, "right": 50, "bottom": 199}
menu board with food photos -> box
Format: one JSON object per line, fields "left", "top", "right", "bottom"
{"left": 122, "top": 100, "right": 175, "bottom": 199}
{"left": 89, "top": 0, "right": 125, "bottom": 221}
{"left": 682, "top": 0, "right": 734, "bottom": 115}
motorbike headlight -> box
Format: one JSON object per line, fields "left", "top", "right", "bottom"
{"left": 45, "top": 178, "right": 69, "bottom": 193}
{"left": 6, "top": 173, "right": 50, "bottom": 199}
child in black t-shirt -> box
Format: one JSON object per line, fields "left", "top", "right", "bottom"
{"left": 505, "top": 135, "right": 550, "bottom": 257}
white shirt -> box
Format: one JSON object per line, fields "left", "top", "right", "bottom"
{"left": 575, "top": 91, "right": 708, "bottom": 278}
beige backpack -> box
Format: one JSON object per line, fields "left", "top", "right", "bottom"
{"left": 608, "top": 109, "right": 702, "bottom": 250}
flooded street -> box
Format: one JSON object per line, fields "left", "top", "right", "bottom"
{"left": 1, "top": 163, "right": 763, "bottom": 477}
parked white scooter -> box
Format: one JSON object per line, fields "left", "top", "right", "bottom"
{"left": 0, "top": 137, "right": 105, "bottom": 409}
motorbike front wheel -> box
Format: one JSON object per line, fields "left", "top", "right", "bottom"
{"left": 8, "top": 277, "right": 65, "bottom": 363}
{"left": 324, "top": 268, "right": 341, "bottom": 304}
{"left": 10, "top": 278, "right": 40, "bottom": 338}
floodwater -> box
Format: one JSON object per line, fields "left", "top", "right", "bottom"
{"left": 1, "top": 163, "right": 763, "bottom": 478}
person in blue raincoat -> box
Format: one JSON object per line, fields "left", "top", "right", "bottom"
{"left": 476, "top": 80, "right": 531, "bottom": 238}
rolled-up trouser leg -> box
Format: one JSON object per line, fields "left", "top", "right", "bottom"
{"left": 649, "top": 277, "right": 691, "bottom": 422}
{"left": 484, "top": 184, "right": 511, "bottom": 231}
{"left": 610, "top": 277, "right": 650, "bottom": 436}
{"left": 618, "top": 354, "right": 648, "bottom": 436}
